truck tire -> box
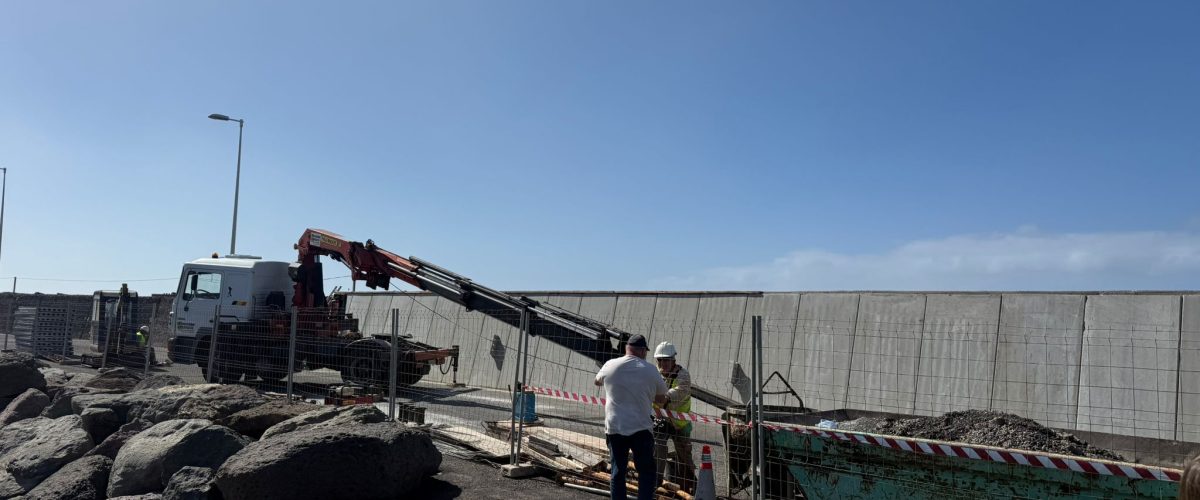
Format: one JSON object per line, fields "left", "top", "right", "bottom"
{"left": 340, "top": 342, "right": 388, "bottom": 387}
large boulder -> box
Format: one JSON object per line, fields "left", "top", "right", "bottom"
{"left": 108, "top": 419, "right": 249, "bottom": 497}
{"left": 132, "top": 375, "right": 186, "bottom": 392}
{"left": 163, "top": 466, "right": 219, "bottom": 500}
{"left": 216, "top": 423, "right": 441, "bottom": 500}
{"left": 220, "top": 400, "right": 322, "bottom": 439}
{"left": 0, "top": 388, "right": 51, "bottom": 427}
{"left": 82, "top": 407, "right": 122, "bottom": 443}
{"left": 259, "top": 404, "right": 386, "bottom": 440}
{"left": 84, "top": 367, "right": 144, "bottom": 393}
{"left": 0, "top": 352, "right": 46, "bottom": 399}
{"left": 87, "top": 420, "right": 154, "bottom": 460}
{"left": 38, "top": 367, "right": 70, "bottom": 397}
{"left": 41, "top": 385, "right": 122, "bottom": 419}
{"left": 72, "top": 384, "right": 265, "bottom": 426}
{"left": 0, "top": 415, "right": 93, "bottom": 493}
{"left": 23, "top": 454, "right": 112, "bottom": 500}
{"left": 0, "top": 469, "right": 24, "bottom": 499}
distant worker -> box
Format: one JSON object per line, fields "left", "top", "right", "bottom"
{"left": 652, "top": 341, "right": 696, "bottom": 493}
{"left": 595, "top": 334, "right": 669, "bottom": 500}
{"left": 136, "top": 325, "right": 149, "bottom": 347}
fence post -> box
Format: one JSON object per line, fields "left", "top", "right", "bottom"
{"left": 143, "top": 302, "right": 158, "bottom": 376}
{"left": 100, "top": 294, "right": 120, "bottom": 370}
{"left": 2, "top": 277, "right": 14, "bottom": 351}
{"left": 754, "top": 316, "right": 767, "bottom": 499}
{"left": 206, "top": 306, "right": 221, "bottom": 383}
{"left": 515, "top": 307, "right": 532, "bottom": 462}
{"left": 510, "top": 308, "right": 530, "bottom": 465}
{"left": 286, "top": 308, "right": 298, "bottom": 402}
{"left": 389, "top": 308, "right": 399, "bottom": 421}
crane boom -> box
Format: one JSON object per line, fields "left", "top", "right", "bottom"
{"left": 292, "top": 228, "right": 740, "bottom": 409}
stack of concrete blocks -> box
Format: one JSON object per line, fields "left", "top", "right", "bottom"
{"left": 346, "top": 291, "right": 1200, "bottom": 443}
{"left": 12, "top": 304, "right": 74, "bottom": 356}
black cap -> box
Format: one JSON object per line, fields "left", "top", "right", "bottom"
{"left": 627, "top": 334, "right": 648, "bottom": 349}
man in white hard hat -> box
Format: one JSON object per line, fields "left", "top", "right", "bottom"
{"left": 596, "top": 334, "right": 670, "bottom": 500}
{"left": 653, "top": 341, "right": 696, "bottom": 493}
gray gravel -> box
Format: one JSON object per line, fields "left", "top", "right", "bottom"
{"left": 839, "top": 410, "right": 1123, "bottom": 460}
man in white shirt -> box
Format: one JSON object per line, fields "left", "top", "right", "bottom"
{"left": 595, "top": 334, "right": 669, "bottom": 500}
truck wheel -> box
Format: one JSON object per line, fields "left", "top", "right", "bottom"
{"left": 340, "top": 344, "right": 387, "bottom": 386}
{"left": 395, "top": 350, "right": 429, "bottom": 387}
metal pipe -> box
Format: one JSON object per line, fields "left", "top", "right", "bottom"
{"left": 286, "top": 307, "right": 297, "bottom": 402}
{"left": 100, "top": 291, "right": 122, "bottom": 370}
{"left": 2, "top": 277, "right": 12, "bottom": 351}
{"left": 510, "top": 308, "right": 526, "bottom": 464}
{"left": 749, "top": 316, "right": 759, "bottom": 499}
{"left": 389, "top": 308, "right": 399, "bottom": 421}
{"left": 755, "top": 316, "right": 767, "bottom": 499}
{"left": 230, "top": 119, "right": 243, "bottom": 255}
{"left": 515, "top": 308, "right": 531, "bottom": 464}
{"left": 206, "top": 305, "right": 221, "bottom": 383}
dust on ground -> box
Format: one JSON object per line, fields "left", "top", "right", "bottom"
{"left": 838, "top": 410, "right": 1124, "bottom": 461}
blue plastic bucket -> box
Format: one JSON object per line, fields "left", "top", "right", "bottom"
{"left": 512, "top": 390, "right": 538, "bottom": 423}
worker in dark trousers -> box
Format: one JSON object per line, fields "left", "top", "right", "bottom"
{"left": 653, "top": 341, "right": 696, "bottom": 493}
{"left": 595, "top": 334, "right": 669, "bottom": 500}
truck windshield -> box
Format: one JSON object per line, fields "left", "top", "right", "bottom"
{"left": 183, "top": 272, "right": 222, "bottom": 301}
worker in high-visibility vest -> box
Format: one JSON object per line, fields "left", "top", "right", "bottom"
{"left": 652, "top": 341, "right": 696, "bottom": 493}
{"left": 136, "top": 325, "right": 149, "bottom": 347}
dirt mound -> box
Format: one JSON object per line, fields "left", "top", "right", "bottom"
{"left": 841, "top": 410, "right": 1123, "bottom": 461}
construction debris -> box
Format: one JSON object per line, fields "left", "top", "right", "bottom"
{"left": 838, "top": 410, "right": 1124, "bottom": 461}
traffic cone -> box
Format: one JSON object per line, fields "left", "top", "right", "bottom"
{"left": 695, "top": 445, "right": 716, "bottom": 500}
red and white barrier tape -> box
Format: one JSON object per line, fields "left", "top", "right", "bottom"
{"left": 524, "top": 385, "right": 1182, "bottom": 483}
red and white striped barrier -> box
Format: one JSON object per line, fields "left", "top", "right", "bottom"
{"left": 524, "top": 385, "right": 1183, "bottom": 483}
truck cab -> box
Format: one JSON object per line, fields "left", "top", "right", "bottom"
{"left": 167, "top": 255, "right": 293, "bottom": 364}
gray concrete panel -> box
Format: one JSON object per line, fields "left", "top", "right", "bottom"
{"left": 453, "top": 305, "right": 490, "bottom": 388}
{"left": 1178, "top": 295, "right": 1200, "bottom": 442}
{"left": 1079, "top": 295, "right": 1180, "bottom": 440}
{"left": 526, "top": 295, "right": 583, "bottom": 391}
{"left": 648, "top": 295, "right": 701, "bottom": 367}
{"left": 914, "top": 294, "right": 1001, "bottom": 415}
{"left": 423, "top": 297, "right": 466, "bottom": 384}
{"left": 344, "top": 294, "right": 372, "bottom": 322}
{"left": 562, "top": 296, "right": 619, "bottom": 398}
{"left": 688, "top": 295, "right": 751, "bottom": 404}
{"left": 846, "top": 294, "right": 926, "bottom": 414}
{"left": 611, "top": 295, "right": 658, "bottom": 338}
{"left": 756, "top": 293, "right": 802, "bottom": 406}
{"left": 790, "top": 293, "right": 859, "bottom": 412}
{"left": 991, "top": 294, "right": 1084, "bottom": 429}
{"left": 475, "top": 307, "right": 522, "bottom": 391}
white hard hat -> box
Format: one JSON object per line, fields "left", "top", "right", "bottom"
{"left": 138, "top": 325, "right": 149, "bottom": 333}
{"left": 654, "top": 341, "right": 677, "bottom": 359}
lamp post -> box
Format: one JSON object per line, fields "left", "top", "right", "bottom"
{"left": 208, "top": 113, "right": 244, "bottom": 255}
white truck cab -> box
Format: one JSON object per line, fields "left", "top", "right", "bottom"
{"left": 168, "top": 255, "right": 293, "bottom": 364}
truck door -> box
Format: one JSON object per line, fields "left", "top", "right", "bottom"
{"left": 174, "top": 269, "right": 225, "bottom": 340}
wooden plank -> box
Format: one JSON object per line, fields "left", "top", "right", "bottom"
{"left": 430, "top": 425, "right": 511, "bottom": 459}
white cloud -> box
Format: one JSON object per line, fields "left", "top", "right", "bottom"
{"left": 653, "top": 230, "right": 1200, "bottom": 291}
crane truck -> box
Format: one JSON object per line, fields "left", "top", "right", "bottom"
{"left": 167, "top": 229, "right": 740, "bottom": 408}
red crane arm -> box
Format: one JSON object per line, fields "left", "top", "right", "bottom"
{"left": 292, "top": 228, "right": 425, "bottom": 307}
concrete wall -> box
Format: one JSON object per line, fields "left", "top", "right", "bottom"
{"left": 345, "top": 290, "right": 1200, "bottom": 442}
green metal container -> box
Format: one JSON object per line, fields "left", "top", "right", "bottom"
{"left": 766, "top": 429, "right": 1180, "bottom": 499}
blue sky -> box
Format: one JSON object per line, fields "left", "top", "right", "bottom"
{"left": 1, "top": 1, "right": 1198, "bottom": 294}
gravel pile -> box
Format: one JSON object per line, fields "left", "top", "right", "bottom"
{"left": 839, "top": 410, "right": 1123, "bottom": 461}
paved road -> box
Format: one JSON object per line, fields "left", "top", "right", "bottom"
{"left": 3, "top": 334, "right": 747, "bottom": 498}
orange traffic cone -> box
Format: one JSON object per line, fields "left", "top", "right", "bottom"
{"left": 695, "top": 445, "right": 716, "bottom": 500}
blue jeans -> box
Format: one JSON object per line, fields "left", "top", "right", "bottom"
{"left": 606, "top": 430, "right": 657, "bottom": 500}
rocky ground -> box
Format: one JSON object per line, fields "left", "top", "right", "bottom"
{"left": 0, "top": 351, "right": 449, "bottom": 500}
{"left": 838, "top": 409, "right": 1124, "bottom": 460}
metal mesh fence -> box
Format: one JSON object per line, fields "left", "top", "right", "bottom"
{"left": 1, "top": 291, "right": 1194, "bottom": 498}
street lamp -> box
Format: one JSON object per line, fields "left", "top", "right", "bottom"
{"left": 208, "top": 113, "right": 244, "bottom": 255}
